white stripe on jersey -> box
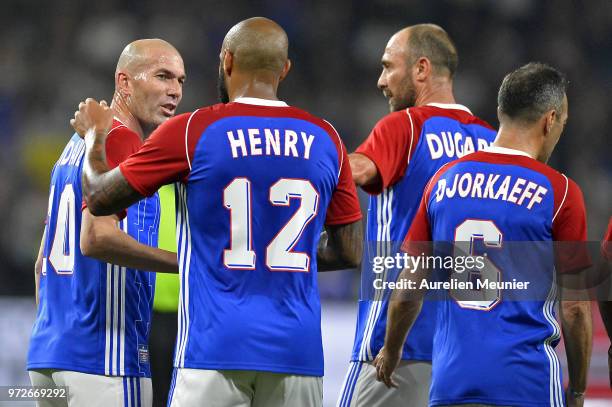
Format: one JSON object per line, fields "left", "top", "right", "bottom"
{"left": 112, "top": 264, "right": 120, "bottom": 375}
{"left": 175, "top": 184, "right": 192, "bottom": 367}
{"left": 359, "top": 188, "right": 393, "bottom": 360}
{"left": 105, "top": 263, "right": 112, "bottom": 375}
{"left": 174, "top": 183, "right": 185, "bottom": 367}
{"left": 119, "top": 219, "right": 128, "bottom": 376}
{"left": 543, "top": 272, "right": 563, "bottom": 407}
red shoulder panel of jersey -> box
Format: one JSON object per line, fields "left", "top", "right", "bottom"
{"left": 106, "top": 120, "right": 142, "bottom": 168}
{"left": 454, "top": 151, "right": 589, "bottom": 272}
{"left": 355, "top": 106, "right": 494, "bottom": 195}
{"left": 82, "top": 120, "right": 138, "bottom": 219}
{"left": 119, "top": 103, "right": 361, "bottom": 225}
{"left": 355, "top": 110, "right": 413, "bottom": 194}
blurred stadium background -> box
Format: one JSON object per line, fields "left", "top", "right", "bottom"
{"left": 0, "top": 0, "right": 610, "bottom": 405}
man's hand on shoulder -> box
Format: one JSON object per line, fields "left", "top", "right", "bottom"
{"left": 71, "top": 98, "right": 113, "bottom": 139}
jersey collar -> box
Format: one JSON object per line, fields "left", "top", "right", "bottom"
{"left": 234, "top": 97, "right": 289, "bottom": 107}
{"left": 486, "top": 145, "right": 534, "bottom": 159}
{"left": 426, "top": 102, "right": 472, "bottom": 114}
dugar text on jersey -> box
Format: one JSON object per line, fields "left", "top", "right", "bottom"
{"left": 352, "top": 104, "right": 497, "bottom": 362}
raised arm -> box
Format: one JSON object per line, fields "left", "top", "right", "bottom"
{"left": 317, "top": 220, "right": 363, "bottom": 271}
{"left": 80, "top": 209, "right": 178, "bottom": 274}
{"left": 71, "top": 99, "right": 144, "bottom": 215}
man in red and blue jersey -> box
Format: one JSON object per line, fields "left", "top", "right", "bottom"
{"left": 71, "top": 18, "right": 363, "bottom": 407}
{"left": 28, "top": 39, "right": 184, "bottom": 407}
{"left": 339, "top": 24, "right": 496, "bottom": 407}
{"left": 375, "top": 63, "right": 592, "bottom": 407}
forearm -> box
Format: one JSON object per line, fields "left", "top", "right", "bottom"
{"left": 349, "top": 153, "right": 380, "bottom": 187}
{"left": 561, "top": 300, "right": 592, "bottom": 392}
{"left": 83, "top": 129, "right": 142, "bottom": 215}
{"left": 86, "top": 229, "right": 178, "bottom": 274}
{"left": 317, "top": 221, "right": 363, "bottom": 271}
{"left": 384, "top": 267, "right": 426, "bottom": 353}
{"left": 385, "top": 297, "right": 422, "bottom": 354}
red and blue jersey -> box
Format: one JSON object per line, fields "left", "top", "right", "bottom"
{"left": 119, "top": 98, "right": 362, "bottom": 376}
{"left": 351, "top": 104, "right": 496, "bottom": 361}
{"left": 28, "top": 120, "right": 159, "bottom": 377}
{"left": 403, "top": 147, "right": 588, "bottom": 406}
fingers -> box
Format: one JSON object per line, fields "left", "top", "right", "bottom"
{"left": 373, "top": 353, "right": 398, "bottom": 389}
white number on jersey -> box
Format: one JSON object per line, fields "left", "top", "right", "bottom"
{"left": 224, "top": 177, "right": 319, "bottom": 272}
{"left": 48, "top": 184, "right": 76, "bottom": 275}
{"left": 451, "top": 219, "right": 502, "bottom": 310}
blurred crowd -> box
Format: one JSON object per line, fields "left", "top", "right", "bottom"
{"left": 1, "top": 0, "right": 610, "bottom": 296}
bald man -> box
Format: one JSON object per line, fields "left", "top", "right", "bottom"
{"left": 70, "top": 17, "right": 362, "bottom": 407}
{"left": 338, "top": 25, "right": 497, "bottom": 407}
{"left": 28, "top": 39, "right": 185, "bottom": 407}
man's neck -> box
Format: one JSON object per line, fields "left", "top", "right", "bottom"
{"left": 111, "top": 93, "right": 146, "bottom": 140}
{"left": 493, "top": 124, "right": 543, "bottom": 162}
{"left": 414, "top": 79, "right": 456, "bottom": 107}
{"left": 229, "top": 73, "right": 280, "bottom": 102}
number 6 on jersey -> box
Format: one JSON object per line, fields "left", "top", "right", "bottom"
{"left": 223, "top": 177, "right": 319, "bottom": 272}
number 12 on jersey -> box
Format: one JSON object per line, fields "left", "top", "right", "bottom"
{"left": 223, "top": 177, "right": 319, "bottom": 272}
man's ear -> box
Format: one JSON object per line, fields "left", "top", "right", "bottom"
{"left": 223, "top": 50, "right": 234, "bottom": 77}
{"left": 414, "top": 57, "right": 432, "bottom": 82}
{"left": 116, "top": 71, "right": 130, "bottom": 97}
{"left": 544, "top": 109, "right": 557, "bottom": 135}
{"left": 279, "top": 59, "right": 292, "bottom": 82}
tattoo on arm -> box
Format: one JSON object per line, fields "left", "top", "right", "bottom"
{"left": 82, "top": 133, "right": 144, "bottom": 215}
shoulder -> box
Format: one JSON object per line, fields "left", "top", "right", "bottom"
{"left": 409, "top": 105, "right": 495, "bottom": 130}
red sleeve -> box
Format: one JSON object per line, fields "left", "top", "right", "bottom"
{"left": 602, "top": 217, "right": 612, "bottom": 261}
{"left": 324, "top": 126, "right": 363, "bottom": 226}
{"left": 401, "top": 186, "right": 433, "bottom": 256}
{"left": 81, "top": 125, "right": 141, "bottom": 219}
{"left": 105, "top": 125, "right": 142, "bottom": 169}
{"left": 120, "top": 112, "right": 195, "bottom": 197}
{"left": 552, "top": 177, "right": 591, "bottom": 273}
{"left": 355, "top": 110, "right": 415, "bottom": 194}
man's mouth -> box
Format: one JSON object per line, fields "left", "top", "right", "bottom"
{"left": 161, "top": 103, "right": 177, "bottom": 116}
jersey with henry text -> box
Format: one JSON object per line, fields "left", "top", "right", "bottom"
{"left": 119, "top": 98, "right": 362, "bottom": 376}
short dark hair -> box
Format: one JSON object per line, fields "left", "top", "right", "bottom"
{"left": 407, "top": 24, "right": 458, "bottom": 78}
{"left": 498, "top": 62, "right": 568, "bottom": 123}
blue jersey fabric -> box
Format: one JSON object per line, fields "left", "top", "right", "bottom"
{"left": 132, "top": 101, "right": 362, "bottom": 377}
{"left": 352, "top": 105, "right": 497, "bottom": 361}
{"left": 417, "top": 149, "right": 577, "bottom": 406}
{"left": 27, "top": 134, "right": 159, "bottom": 377}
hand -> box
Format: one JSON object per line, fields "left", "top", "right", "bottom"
{"left": 565, "top": 387, "right": 584, "bottom": 407}
{"left": 71, "top": 98, "right": 112, "bottom": 138}
{"left": 373, "top": 346, "right": 401, "bottom": 388}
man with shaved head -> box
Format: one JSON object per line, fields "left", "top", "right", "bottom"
{"left": 70, "top": 17, "right": 363, "bottom": 407}
{"left": 338, "top": 24, "right": 497, "bottom": 406}
{"left": 28, "top": 39, "right": 185, "bottom": 406}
